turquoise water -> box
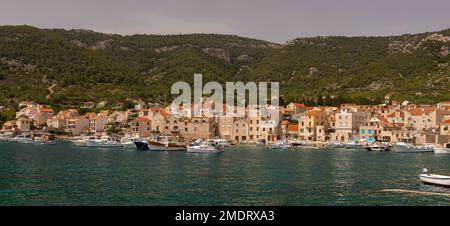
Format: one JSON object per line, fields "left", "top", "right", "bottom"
{"left": 1, "top": 141, "right": 450, "bottom": 206}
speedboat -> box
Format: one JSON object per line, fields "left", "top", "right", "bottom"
{"left": 187, "top": 141, "right": 223, "bottom": 153}
{"left": 434, "top": 144, "right": 450, "bottom": 154}
{"left": 271, "top": 140, "right": 292, "bottom": 150}
{"left": 420, "top": 168, "right": 450, "bottom": 187}
{"left": 85, "top": 136, "right": 123, "bottom": 148}
{"left": 393, "top": 142, "right": 434, "bottom": 153}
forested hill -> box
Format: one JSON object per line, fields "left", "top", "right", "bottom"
{"left": 0, "top": 25, "right": 449, "bottom": 109}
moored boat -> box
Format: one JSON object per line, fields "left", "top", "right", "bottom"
{"left": 420, "top": 168, "right": 450, "bottom": 187}
{"left": 134, "top": 135, "right": 186, "bottom": 151}
{"left": 393, "top": 142, "right": 434, "bottom": 153}
{"left": 434, "top": 143, "right": 450, "bottom": 154}
{"left": 290, "top": 140, "right": 306, "bottom": 146}
{"left": 187, "top": 141, "right": 223, "bottom": 153}
{"left": 344, "top": 140, "right": 366, "bottom": 150}
{"left": 85, "top": 136, "right": 123, "bottom": 148}
{"left": 271, "top": 140, "right": 292, "bottom": 150}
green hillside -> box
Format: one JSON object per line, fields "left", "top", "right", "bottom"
{"left": 0, "top": 25, "right": 449, "bottom": 109}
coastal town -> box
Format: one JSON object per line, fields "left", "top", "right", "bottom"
{"left": 1, "top": 98, "right": 450, "bottom": 152}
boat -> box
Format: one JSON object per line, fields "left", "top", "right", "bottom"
{"left": 366, "top": 145, "right": 390, "bottom": 152}
{"left": 134, "top": 136, "right": 186, "bottom": 151}
{"left": 120, "top": 136, "right": 140, "bottom": 149}
{"left": 271, "top": 140, "right": 292, "bottom": 150}
{"left": 187, "top": 141, "right": 223, "bottom": 153}
{"left": 393, "top": 142, "right": 434, "bottom": 153}
{"left": 256, "top": 139, "right": 266, "bottom": 146}
{"left": 365, "top": 142, "right": 390, "bottom": 152}
{"left": 290, "top": 140, "right": 306, "bottom": 146}
{"left": 71, "top": 136, "right": 97, "bottom": 147}
{"left": 324, "top": 141, "right": 345, "bottom": 149}
{"left": 420, "top": 168, "right": 450, "bottom": 187}
{"left": 434, "top": 143, "right": 450, "bottom": 154}
{"left": 209, "top": 139, "right": 231, "bottom": 147}
{"left": 85, "top": 136, "right": 123, "bottom": 148}
{"left": 7, "top": 135, "right": 32, "bottom": 143}
{"left": 344, "top": 140, "right": 367, "bottom": 150}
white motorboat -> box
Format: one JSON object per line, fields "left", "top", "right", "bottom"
{"left": 187, "top": 141, "right": 223, "bottom": 153}
{"left": 120, "top": 136, "right": 139, "bottom": 149}
{"left": 344, "top": 140, "right": 366, "bottom": 150}
{"left": 7, "top": 135, "right": 32, "bottom": 143}
{"left": 434, "top": 144, "right": 450, "bottom": 154}
{"left": 420, "top": 168, "right": 450, "bottom": 187}
{"left": 271, "top": 140, "right": 292, "bottom": 150}
{"left": 85, "top": 136, "right": 123, "bottom": 148}
{"left": 71, "top": 136, "right": 97, "bottom": 147}
{"left": 393, "top": 142, "right": 434, "bottom": 153}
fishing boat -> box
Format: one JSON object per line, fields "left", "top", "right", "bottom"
{"left": 434, "top": 143, "right": 450, "bottom": 154}
{"left": 187, "top": 141, "right": 223, "bottom": 153}
{"left": 85, "top": 136, "right": 123, "bottom": 148}
{"left": 271, "top": 140, "right": 292, "bottom": 150}
{"left": 134, "top": 136, "right": 186, "bottom": 151}
{"left": 420, "top": 168, "right": 450, "bottom": 187}
{"left": 393, "top": 142, "right": 434, "bottom": 153}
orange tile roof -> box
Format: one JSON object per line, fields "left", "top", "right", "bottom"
{"left": 408, "top": 108, "right": 423, "bottom": 116}
{"left": 290, "top": 103, "right": 305, "bottom": 108}
{"left": 287, "top": 124, "right": 299, "bottom": 131}
{"left": 84, "top": 112, "right": 96, "bottom": 118}
{"left": 39, "top": 108, "right": 54, "bottom": 113}
{"left": 307, "top": 109, "right": 322, "bottom": 116}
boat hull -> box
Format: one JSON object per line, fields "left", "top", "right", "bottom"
{"left": 187, "top": 147, "right": 223, "bottom": 153}
{"left": 134, "top": 141, "right": 186, "bottom": 151}
{"left": 85, "top": 140, "right": 123, "bottom": 148}
{"left": 434, "top": 148, "right": 450, "bottom": 154}
{"left": 420, "top": 174, "right": 450, "bottom": 187}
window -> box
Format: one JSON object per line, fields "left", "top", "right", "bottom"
{"left": 361, "top": 129, "right": 365, "bottom": 134}
{"left": 368, "top": 129, "right": 372, "bottom": 134}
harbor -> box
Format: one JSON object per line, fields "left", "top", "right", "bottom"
{"left": 1, "top": 141, "right": 450, "bottom": 206}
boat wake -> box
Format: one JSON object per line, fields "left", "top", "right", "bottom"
{"left": 382, "top": 189, "right": 450, "bottom": 197}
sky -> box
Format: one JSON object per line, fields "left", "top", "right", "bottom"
{"left": 1, "top": 0, "right": 449, "bottom": 43}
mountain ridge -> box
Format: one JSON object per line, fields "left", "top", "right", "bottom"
{"left": 0, "top": 25, "right": 449, "bottom": 108}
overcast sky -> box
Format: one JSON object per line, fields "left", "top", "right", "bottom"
{"left": 1, "top": 0, "right": 449, "bottom": 43}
